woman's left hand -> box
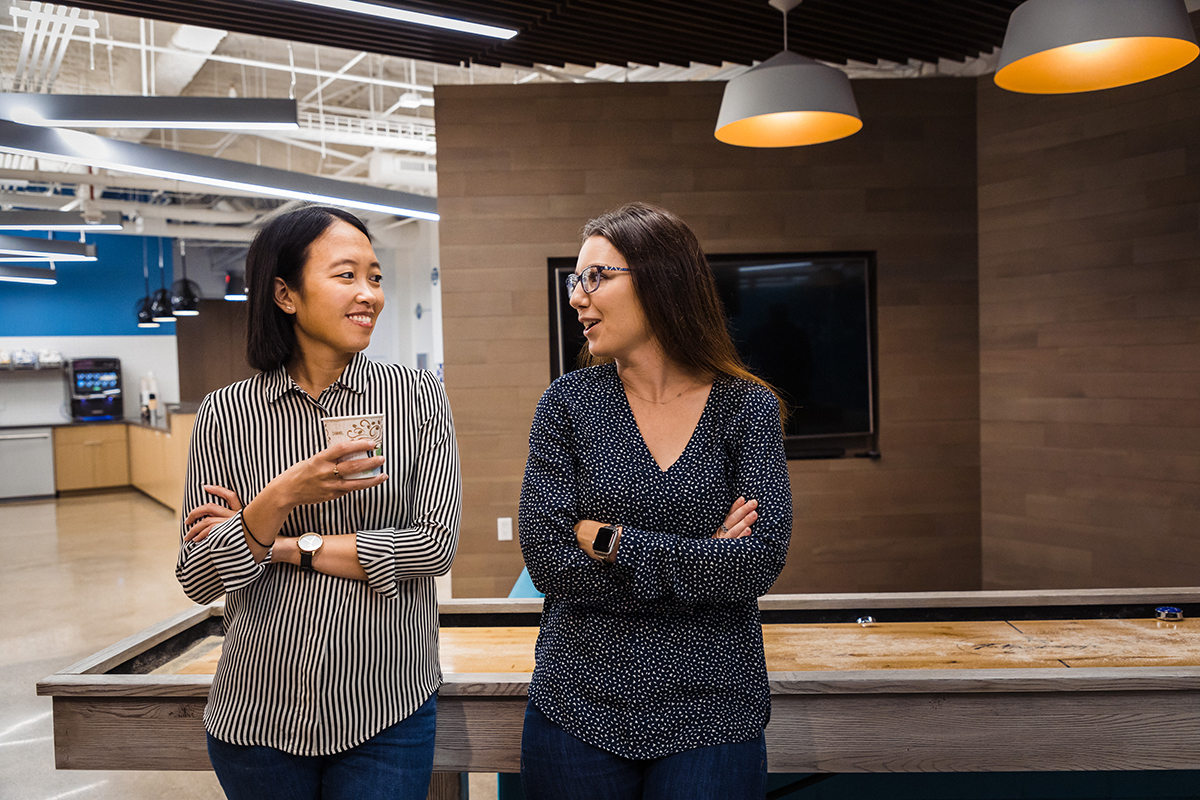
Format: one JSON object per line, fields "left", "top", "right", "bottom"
{"left": 183, "top": 484, "right": 243, "bottom": 542}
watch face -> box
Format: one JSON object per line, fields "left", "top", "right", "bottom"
{"left": 593, "top": 526, "right": 616, "bottom": 554}
{"left": 298, "top": 533, "right": 322, "bottom": 553}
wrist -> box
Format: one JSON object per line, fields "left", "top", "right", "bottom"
{"left": 592, "top": 523, "right": 622, "bottom": 563}
{"left": 274, "top": 536, "right": 298, "bottom": 566}
{"left": 261, "top": 477, "right": 299, "bottom": 516}
{"left": 606, "top": 525, "right": 623, "bottom": 564}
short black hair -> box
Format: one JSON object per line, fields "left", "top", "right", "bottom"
{"left": 244, "top": 205, "right": 372, "bottom": 372}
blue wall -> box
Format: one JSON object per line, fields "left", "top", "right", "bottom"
{"left": 0, "top": 232, "right": 175, "bottom": 336}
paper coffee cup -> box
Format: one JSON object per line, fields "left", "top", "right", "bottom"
{"left": 321, "top": 414, "right": 384, "bottom": 479}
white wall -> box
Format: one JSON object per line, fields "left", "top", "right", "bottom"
{"left": 363, "top": 219, "right": 442, "bottom": 377}
{"left": 0, "top": 335, "right": 179, "bottom": 426}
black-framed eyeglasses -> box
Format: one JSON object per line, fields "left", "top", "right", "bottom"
{"left": 565, "top": 265, "right": 630, "bottom": 296}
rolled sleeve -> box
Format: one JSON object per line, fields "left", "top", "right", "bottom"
{"left": 353, "top": 371, "right": 461, "bottom": 598}
{"left": 176, "top": 396, "right": 269, "bottom": 604}
{"left": 519, "top": 385, "right": 627, "bottom": 602}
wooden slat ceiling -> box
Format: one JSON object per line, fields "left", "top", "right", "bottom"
{"left": 59, "top": 0, "right": 1024, "bottom": 69}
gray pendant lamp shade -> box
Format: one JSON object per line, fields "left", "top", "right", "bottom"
{"left": 716, "top": 50, "right": 862, "bottom": 147}
{"left": 995, "top": 0, "right": 1199, "bottom": 94}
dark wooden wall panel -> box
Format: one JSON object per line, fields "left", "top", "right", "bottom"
{"left": 174, "top": 300, "right": 257, "bottom": 404}
{"left": 437, "top": 79, "right": 980, "bottom": 598}
{"left": 977, "top": 24, "right": 1200, "bottom": 590}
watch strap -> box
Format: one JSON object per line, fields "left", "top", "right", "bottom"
{"left": 300, "top": 550, "right": 314, "bottom": 571}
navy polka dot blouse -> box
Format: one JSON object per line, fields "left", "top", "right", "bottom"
{"left": 519, "top": 363, "right": 792, "bottom": 759}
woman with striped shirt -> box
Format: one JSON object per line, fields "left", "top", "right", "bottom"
{"left": 176, "top": 206, "right": 461, "bottom": 800}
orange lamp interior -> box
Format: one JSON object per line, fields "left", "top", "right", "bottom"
{"left": 995, "top": 36, "right": 1199, "bottom": 94}
{"left": 715, "top": 110, "right": 863, "bottom": 148}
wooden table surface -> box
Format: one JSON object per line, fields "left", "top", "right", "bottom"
{"left": 158, "top": 617, "right": 1200, "bottom": 677}
{"left": 38, "top": 590, "right": 1200, "bottom": 777}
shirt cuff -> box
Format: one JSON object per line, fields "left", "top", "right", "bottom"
{"left": 612, "top": 526, "right": 674, "bottom": 601}
{"left": 356, "top": 528, "right": 400, "bottom": 598}
{"left": 206, "top": 512, "right": 267, "bottom": 593}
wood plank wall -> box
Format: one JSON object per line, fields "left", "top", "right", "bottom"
{"left": 436, "top": 79, "right": 981, "bottom": 598}
{"left": 175, "top": 299, "right": 257, "bottom": 404}
{"left": 977, "top": 43, "right": 1200, "bottom": 588}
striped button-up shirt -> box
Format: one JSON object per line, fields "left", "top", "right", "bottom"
{"left": 176, "top": 353, "right": 461, "bottom": 756}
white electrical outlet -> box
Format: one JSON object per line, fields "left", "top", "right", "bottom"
{"left": 497, "top": 517, "right": 513, "bottom": 541}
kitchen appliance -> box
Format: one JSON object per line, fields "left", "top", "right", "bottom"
{"left": 0, "top": 427, "right": 55, "bottom": 499}
{"left": 67, "top": 358, "right": 123, "bottom": 422}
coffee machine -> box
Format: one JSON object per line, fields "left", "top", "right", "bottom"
{"left": 67, "top": 358, "right": 124, "bottom": 422}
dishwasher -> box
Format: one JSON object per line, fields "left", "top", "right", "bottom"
{"left": 0, "top": 427, "right": 56, "bottom": 500}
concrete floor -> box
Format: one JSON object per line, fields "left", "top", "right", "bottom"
{"left": 0, "top": 490, "right": 496, "bottom": 800}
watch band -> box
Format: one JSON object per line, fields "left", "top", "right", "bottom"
{"left": 301, "top": 550, "right": 314, "bottom": 571}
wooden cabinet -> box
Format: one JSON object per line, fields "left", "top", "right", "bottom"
{"left": 53, "top": 424, "right": 129, "bottom": 492}
{"left": 127, "top": 414, "right": 195, "bottom": 515}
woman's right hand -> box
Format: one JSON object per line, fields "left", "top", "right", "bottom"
{"left": 713, "top": 496, "right": 757, "bottom": 539}
{"left": 274, "top": 438, "right": 388, "bottom": 507}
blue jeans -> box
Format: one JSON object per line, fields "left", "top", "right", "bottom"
{"left": 206, "top": 693, "right": 437, "bottom": 800}
{"left": 519, "top": 701, "right": 767, "bottom": 800}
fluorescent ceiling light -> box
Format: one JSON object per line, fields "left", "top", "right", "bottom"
{"left": 0, "top": 95, "right": 300, "bottom": 131}
{"left": 0, "top": 210, "right": 123, "bottom": 231}
{"left": 280, "top": 0, "right": 517, "bottom": 39}
{"left": 0, "top": 120, "right": 439, "bottom": 221}
{"left": 0, "top": 263, "right": 56, "bottom": 285}
{"left": 0, "top": 233, "right": 96, "bottom": 261}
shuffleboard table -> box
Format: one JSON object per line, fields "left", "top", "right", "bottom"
{"left": 37, "top": 588, "right": 1200, "bottom": 799}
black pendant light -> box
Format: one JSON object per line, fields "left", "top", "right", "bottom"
{"left": 171, "top": 240, "right": 201, "bottom": 316}
{"left": 149, "top": 237, "right": 176, "bottom": 323}
{"left": 136, "top": 238, "right": 160, "bottom": 329}
{"left": 224, "top": 271, "right": 248, "bottom": 301}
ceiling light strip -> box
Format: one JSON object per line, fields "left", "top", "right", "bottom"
{"left": 0, "top": 120, "right": 439, "bottom": 221}
{"left": 0, "top": 232, "right": 97, "bottom": 261}
{"left": 0, "top": 209, "right": 123, "bottom": 231}
{"left": 0, "top": 95, "right": 300, "bottom": 131}
{"left": 0, "top": 263, "right": 57, "bottom": 284}
{"left": 279, "top": 0, "right": 517, "bottom": 40}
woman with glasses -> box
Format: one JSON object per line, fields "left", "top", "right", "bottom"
{"left": 518, "top": 202, "right": 792, "bottom": 800}
{"left": 175, "top": 206, "right": 461, "bottom": 800}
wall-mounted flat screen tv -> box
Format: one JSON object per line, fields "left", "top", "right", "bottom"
{"left": 548, "top": 251, "right": 878, "bottom": 459}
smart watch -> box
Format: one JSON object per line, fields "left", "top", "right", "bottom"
{"left": 592, "top": 525, "right": 620, "bottom": 560}
{"left": 297, "top": 533, "right": 324, "bottom": 571}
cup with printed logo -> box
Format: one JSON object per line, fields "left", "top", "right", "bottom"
{"left": 321, "top": 414, "right": 384, "bottom": 479}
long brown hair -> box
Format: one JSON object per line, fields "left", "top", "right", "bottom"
{"left": 580, "top": 202, "right": 787, "bottom": 427}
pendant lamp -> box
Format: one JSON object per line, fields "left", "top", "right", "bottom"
{"left": 150, "top": 237, "right": 177, "bottom": 323}
{"left": 224, "top": 272, "right": 248, "bottom": 301}
{"left": 171, "top": 240, "right": 201, "bottom": 316}
{"left": 715, "top": 0, "right": 861, "bottom": 147}
{"left": 136, "top": 239, "right": 160, "bottom": 329}
{"left": 995, "top": 0, "right": 1199, "bottom": 94}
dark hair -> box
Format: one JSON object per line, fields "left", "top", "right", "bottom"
{"left": 244, "top": 205, "right": 372, "bottom": 372}
{"left": 581, "top": 202, "right": 787, "bottom": 426}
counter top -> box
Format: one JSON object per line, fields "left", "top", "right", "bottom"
{"left": 0, "top": 420, "right": 126, "bottom": 431}
{"left": 2, "top": 407, "right": 198, "bottom": 433}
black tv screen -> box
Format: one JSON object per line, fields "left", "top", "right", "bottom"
{"left": 548, "top": 251, "right": 878, "bottom": 459}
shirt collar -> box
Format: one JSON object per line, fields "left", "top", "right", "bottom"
{"left": 262, "top": 351, "right": 371, "bottom": 404}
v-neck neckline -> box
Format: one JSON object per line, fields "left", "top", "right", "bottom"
{"left": 615, "top": 369, "right": 717, "bottom": 474}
